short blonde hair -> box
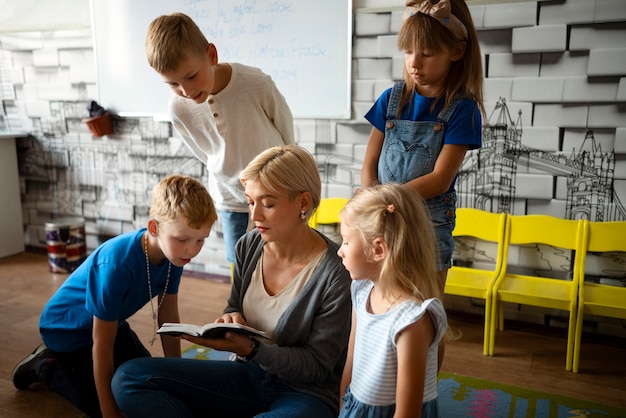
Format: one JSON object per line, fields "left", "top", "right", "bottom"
{"left": 149, "top": 174, "right": 217, "bottom": 229}
{"left": 146, "top": 13, "right": 209, "bottom": 73}
{"left": 239, "top": 145, "right": 321, "bottom": 220}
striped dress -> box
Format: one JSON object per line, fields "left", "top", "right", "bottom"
{"left": 339, "top": 279, "right": 447, "bottom": 418}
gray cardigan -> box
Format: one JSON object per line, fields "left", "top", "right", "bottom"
{"left": 226, "top": 229, "right": 352, "bottom": 413}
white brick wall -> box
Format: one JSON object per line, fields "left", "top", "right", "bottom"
{"left": 2, "top": 1, "right": 626, "bottom": 322}
{"left": 519, "top": 126, "right": 560, "bottom": 151}
{"left": 512, "top": 25, "right": 568, "bottom": 53}
{"left": 533, "top": 104, "right": 589, "bottom": 127}
{"left": 562, "top": 77, "right": 619, "bottom": 102}
{"left": 32, "top": 49, "right": 59, "bottom": 67}
{"left": 539, "top": 52, "right": 589, "bottom": 77}
{"left": 488, "top": 53, "right": 540, "bottom": 78}
{"left": 356, "top": 58, "right": 392, "bottom": 79}
{"left": 511, "top": 77, "right": 565, "bottom": 102}
{"left": 615, "top": 127, "right": 626, "bottom": 153}
{"left": 588, "top": 104, "right": 626, "bottom": 128}
{"left": 477, "top": 29, "right": 513, "bottom": 54}
{"left": 593, "top": 0, "right": 626, "bottom": 23}
{"left": 539, "top": 0, "right": 595, "bottom": 25}
{"left": 515, "top": 173, "right": 555, "bottom": 199}
{"left": 563, "top": 128, "right": 615, "bottom": 152}
{"left": 483, "top": 2, "right": 537, "bottom": 29}
{"left": 570, "top": 26, "right": 626, "bottom": 51}
{"left": 354, "top": 12, "right": 391, "bottom": 36}
{"left": 587, "top": 48, "right": 626, "bottom": 76}
{"left": 617, "top": 77, "right": 626, "bottom": 101}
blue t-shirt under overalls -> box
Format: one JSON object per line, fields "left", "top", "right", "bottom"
{"left": 365, "top": 81, "right": 482, "bottom": 270}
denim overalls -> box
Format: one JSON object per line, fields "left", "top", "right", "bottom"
{"left": 379, "top": 81, "right": 462, "bottom": 271}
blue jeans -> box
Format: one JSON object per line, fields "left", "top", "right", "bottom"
{"left": 219, "top": 210, "right": 249, "bottom": 263}
{"left": 427, "top": 192, "right": 457, "bottom": 271}
{"left": 43, "top": 322, "right": 150, "bottom": 418}
{"left": 112, "top": 357, "right": 336, "bottom": 418}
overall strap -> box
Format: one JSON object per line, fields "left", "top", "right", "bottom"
{"left": 386, "top": 81, "right": 405, "bottom": 121}
{"left": 437, "top": 91, "right": 465, "bottom": 124}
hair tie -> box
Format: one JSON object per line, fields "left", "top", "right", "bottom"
{"left": 386, "top": 204, "right": 396, "bottom": 214}
{"left": 403, "top": 0, "right": 468, "bottom": 41}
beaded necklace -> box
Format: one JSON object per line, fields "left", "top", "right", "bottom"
{"left": 144, "top": 232, "right": 171, "bottom": 346}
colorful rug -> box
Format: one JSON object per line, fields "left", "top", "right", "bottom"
{"left": 182, "top": 344, "right": 235, "bottom": 361}
{"left": 182, "top": 345, "right": 625, "bottom": 417}
{"left": 438, "top": 372, "right": 626, "bottom": 418}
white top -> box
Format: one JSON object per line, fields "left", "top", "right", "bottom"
{"left": 349, "top": 280, "right": 447, "bottom": 406}
{"left": 242, "top": 250, "right": 324, "bottom": 341}
{"left": 169, "top": 63, "right": 295, "bottom": 211}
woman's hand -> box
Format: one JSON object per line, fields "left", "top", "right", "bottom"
{"left": 215, "top": 312, "right": 246, "bottom": 325}
{"left": 181, "top": 332, "right": 256, "bottom": 357}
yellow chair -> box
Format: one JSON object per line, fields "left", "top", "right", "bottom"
{"left": 572, "top": 220, "right": 626, "bottom": 373}
{"left": 309, "top": 197, "right": 349, "bottom": 229}
{"left": 489, "top": 214, "right": 586, "bottom": 370}
{"left": 445, "top": 208, "right": 508, "bottom": 356}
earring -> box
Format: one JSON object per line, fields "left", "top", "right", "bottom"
{"left": 300, "top": 210, "right": 306, "bottom": 220}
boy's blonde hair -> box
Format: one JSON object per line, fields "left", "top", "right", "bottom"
{"left": 149, "top": 174, "right": 217, "bottom": 229}
{"left": 239, "top": 145, "right": 321, "bottom": 220}
{"left": 341, "top": 183, "right": 441, "bottom": 303}
{"left": 146, "top": 13, "right": 209, "bottom": 73}
{"left": 397, "top": 0, "right": 484, "bottom": 117}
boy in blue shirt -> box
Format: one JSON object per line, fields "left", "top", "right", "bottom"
{"left": 12, "top": 173, "right": 217, "bottom": 418}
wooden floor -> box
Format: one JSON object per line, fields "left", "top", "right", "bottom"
{"left": 1, "top": 252, "right": 625, "bottom": 417}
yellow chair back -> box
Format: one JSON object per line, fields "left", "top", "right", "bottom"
{"left": 445, "top": 208, "right": 508, "bottom": 355}
{"left": 309, "top": 197, "right": 349, "bottom": 229}
{"left": 489, "top": 214, "right": 587, "bottom": 371}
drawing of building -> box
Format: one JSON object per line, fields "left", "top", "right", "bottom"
{"left": 457, "top": 98, "right": 624, "bottom": 223}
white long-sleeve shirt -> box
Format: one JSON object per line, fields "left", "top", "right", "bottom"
{"left": 169, "top": 63, "right": 294, "bottom": 212}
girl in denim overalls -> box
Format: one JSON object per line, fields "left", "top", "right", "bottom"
{"left": 363, "top": 0, "right": 484, "bottom": 290}
{"left": 362, "top": 0, "right": 485, "bottom": 378}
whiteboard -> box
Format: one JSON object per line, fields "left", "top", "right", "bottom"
{"left": 90, "top": 0, "right": 352, "bottom": 119}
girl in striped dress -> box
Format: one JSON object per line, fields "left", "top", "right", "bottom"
{"left": 337, "top": 183, "right": 449, "bottom": 418}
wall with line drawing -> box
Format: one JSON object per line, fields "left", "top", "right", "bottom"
{"left": 1, "top": 0, "right": 625, "bottom": 337}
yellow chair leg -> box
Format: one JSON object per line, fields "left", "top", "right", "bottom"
{"left": 483, "top": 296, "right": 491, "bottom": 356}
{"left": 572, "top": 306, "right": 584, "bottom": 373}
{"left": 565, "top": 310, "right": 576, "bottom": 371}
{"left": 489, "top": 297, "right": 498, "bottom": 356}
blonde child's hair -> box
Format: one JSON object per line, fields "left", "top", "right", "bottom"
{"left": 341, "top": 183, "right": 441, "bottom": 303}
{"left": 239, "top": 145, "right": 321, "bottom": 220}
{"left": 149, "top": 173, "right": 217, "bottom": 229}
{"left": 397, "top": 0, "right": 484, "bottom": 118}
{"left": 146, "top": 13, "right": 209, "bottom": 73}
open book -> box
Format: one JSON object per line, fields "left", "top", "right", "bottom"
{"left": 157, "top": 322, "right": 270, "bottom": 340}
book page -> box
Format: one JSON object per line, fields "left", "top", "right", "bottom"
{"left": 157, "top": 322, "right": 270, "bottom": 339}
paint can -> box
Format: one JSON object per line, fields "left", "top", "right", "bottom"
{"left": 45, "top": 217, "right": 87, "bottom": 273}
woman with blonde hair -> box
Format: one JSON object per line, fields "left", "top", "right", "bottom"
{"left": 113, "top": 145, "right": 352, "bottom": 418}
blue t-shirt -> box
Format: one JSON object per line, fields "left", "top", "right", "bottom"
{"left": 39, "top": 228, "right": 182, "bottom": 352}
{"left": 365, "top": 88, "right": 482, "bottom": 151}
